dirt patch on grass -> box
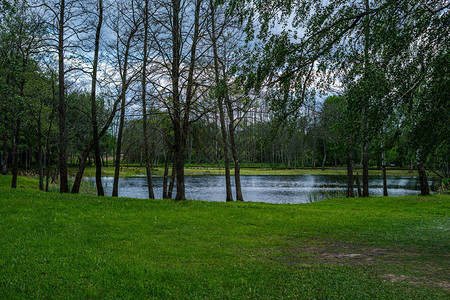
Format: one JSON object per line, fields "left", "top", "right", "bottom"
{"left": 277, "top": 241, "right": 406, "bottom": 266}
{"left": 269, "top": 239, "right": 449, "bottom": 292}
{"left": 381, "top": 273, "right": 450, "bottom": 291}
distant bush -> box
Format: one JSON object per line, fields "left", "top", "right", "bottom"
{"left": 438, "top": 178, "right": 450, "bottom": 195}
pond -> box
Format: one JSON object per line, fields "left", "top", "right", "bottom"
{"left": 86, "top": 175, "right": 441, "bottom": 204}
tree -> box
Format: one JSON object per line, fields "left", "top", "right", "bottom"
{"left": 209, "top": 0, "right": 233, "bottom": 202}
{"left": 112, "top": 0, "right": 140, "bottom": 197}
{"left": 148, "top": 0, "right": 209, "bottom": 200}
{"left": 374, "top": 1, "right": 449, "bottom": 195}
{"left": 322, "top": 95, "right": 358, "bottom": 197}
{"left": 25, "top": 69, "right": 56, "bottom": 191}
{"left": 90, "top": 0, "right": 105, "bottom": 196}
{"left": 211, "top": 0, "right": 247, "bottom": 201}
{"left": 141, "top": 0, "right": 155, "bottom": 199}
{"left": 69, "top": 0, "right": 140, "bottom": 195}
{"left": 232, "top": 0, "right": 448, "bottom": 197}
{"left": 0, "top": 0, "right": 44, "bottom": 188}
{"left": 57, "top": 0, "right": 69, "bottom": 192}
{"left": 409, "top": 52, "right": 450, "bottom": 195}
{"left": 35, "top": 0, "right": 90, "bottom": 192}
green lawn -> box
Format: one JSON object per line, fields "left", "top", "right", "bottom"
{"left": 0, "top": 175, "right": 96, "bottom": 195}
{"left": 0, "top": 176, "right": 449, "bottom": 298}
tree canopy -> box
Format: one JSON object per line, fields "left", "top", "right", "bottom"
{"left": 0, "top": 0, "right": 448, "bottom": 198}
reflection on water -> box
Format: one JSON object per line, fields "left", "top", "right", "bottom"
{"left": 86, "top": 175, "right": 440, "bottom": 204}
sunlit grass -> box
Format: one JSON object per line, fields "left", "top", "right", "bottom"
{"left": 0, "top": 175, "right": 448, "bottom": 298}
{"left": 0, "top": 175, "right": 96, "bottom": 195}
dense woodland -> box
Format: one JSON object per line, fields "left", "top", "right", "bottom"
{"left": 0, "top": 0, "right": 448, "bottom": 200}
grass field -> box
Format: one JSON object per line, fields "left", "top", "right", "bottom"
{"left": 71, "top": 165, "right": 420, "bottom": 178}
{"left": 0, "top": 175, "right": 97, "bottom": 195}
{"left": 0, "top": 176, "right": 449, "bottom": 298}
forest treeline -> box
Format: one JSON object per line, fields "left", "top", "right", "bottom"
{"left": 0, "top": 0, "right": 448, "bottom": 200}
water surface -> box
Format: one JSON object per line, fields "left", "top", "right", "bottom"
{"left": 86, "top": 175, "right": 440, "bottom": 204}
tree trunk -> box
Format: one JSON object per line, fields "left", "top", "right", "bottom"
{"left": 312, "top": 148, "right": 316, "bottom": 168}
{"left": 162, "top": 150, "right": 171, "bottom": 199}
{"left": 142, "top": 0, "right": 155, "bottom": 199}
{"left": 71, "top": 146, "right": 90, "bottom": 193}
{"left": 112, "top": 83, "right": 127, "bottom": 197}
{"left": 346, "top": 148, "right": 354, "bottom": 198}
{"left": 1, "top": 134, "right": 8, "bottom": 175}
{"left": 58, "top": 0, "right": 69, "bottom": 193}
{"left": 220, "top": 57, "right": 243, "bottom": 200}
{"left": 171, "top": 0, "right": 185, "bottom": 201}
{"left": 38, "top": 114, "right": 44, "bottom": 191}
{"left": 91, "top": 0, "right": 104, "bottom": 196}
{"left": 172, "top": 0, "right": 202, "bottom": 201}
{"left": 312, "top": 103, "right": 317, "bottom": 169}
{"left": 45, "top": 140, "right": 52, "bottom": 193}
{"left": 361, "top": 0, "right": 370, "bottom": 198}
{"left": 173, "top": 115, "right": 185, "bottom": 202}
{"left": 112, "top": 145, "right": 115, "bottom": 166}
{"left": 356, "top": 172, "right": 362, "bottom": 197}
{"left": 219, "top": 104, "right": 233, "bottom": 202}
{"left": 446, "top": 155, "right": 449, "bottom": 178}
{"left": 11, "top": 119, "right": 20, "bottom": 189}
{"left": 210, "top": 0, "right": 233, "bottom": 202}
{"left": 45, "top": 162, "right": 51, "bottom": 192}
{"left": 45, "top": 89, "right": 55, "bottom": 192}
{"left": 381, "top": 136, "right": 388, "bottom": 196}
{"left": 168, "top": 163, "right": 176, "bottom": 199}
{"left": 301, "top": 131, "right": 306, "bottom": 168}
{"left": 418, "top": 163, "right": 430, "bottom": 196}
{"left": 322, "top": 140, "right": 326, "bottom": 171}
{"left": 224, "top": 93, "right": 243, "bottom": 201}
{"left": 362, "top": 145, "right": 369, "bottom": 197}
{"left": 188, "top": 138, "right": 193, "bottom": 164}
{"left": 52, "top": 166, "right": 58, "bottom": 184}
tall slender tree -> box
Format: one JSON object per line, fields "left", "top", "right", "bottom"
{"left": 90, "top": 0, "right": 105, "bottom": 196}
{"left": 112, "top": 1, "right": 140, "bottom": 197}
{"left": 209, "top": 0, "right": 233, "bottom": 202}
{"left": 57, "top": 0, "right": 69, "bottom": 192}
{"left": 141, "top": 0, "right": 155, "bottom": 199}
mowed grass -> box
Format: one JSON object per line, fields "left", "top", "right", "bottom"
{"left": 0, "top": 175, "right": 96, "bottom": 195}
{"left": 0, "top": 175, "right": 42, "bottom": 190}
{"left": 0, "top": 176, "right": 449, "bottom": 298}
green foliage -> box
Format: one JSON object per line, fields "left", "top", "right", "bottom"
{"left": 439, "top": 178, "right": 450, "bottom": 195}
{"left": 0, "top": 0, "right": 11, "bottom": 13}
{"left": 229, "top": 0, "right": 449, "bottom": 172}
{"left": 409, "top": 52, "right": 450, "bottom": 165}
{"left": 386, "top": 146, "right": 400, "bottom": 166}
{"left": 1, "top": 0, "right": 448, "bottom": 187}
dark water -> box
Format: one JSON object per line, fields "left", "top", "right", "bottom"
{"left": 86, "top": 175, "right": 440, "bottom": 204}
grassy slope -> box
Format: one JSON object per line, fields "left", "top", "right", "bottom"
{"left": 72, "top": 165, "right": 420, "bottom": 177}
{"left": 0, "top": 175, "right": 42, "bottom": 190}
{"left": 0, "top": 175, "right": 96, "bottom": 195}
{"left": 0, "top": 176, "right": 449, "bottom": 298}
